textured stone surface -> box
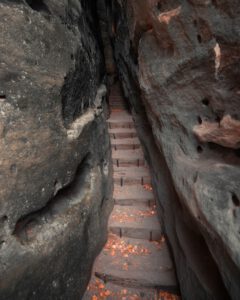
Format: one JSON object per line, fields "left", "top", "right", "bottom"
{"left": 107, "top": 0, "right": 240, "bottom": 299}
{"left": 0, "top": 1, "right": 113, "bottom": 299}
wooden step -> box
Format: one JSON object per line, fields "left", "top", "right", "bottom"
{"left": 108, "top": 111, "right": 132, "bottom": 122}
{"left": 113, "top": 176, "right": 151, "bottom": 186}
{"left": 108, "top": 121, "right": 134, "bottom": 129}
{"left": 93, "top": 235, "right": 178, "bottom": 292}
{"left": 113, "top": 158, "right": 145, "bottom": 167}
{"left": 109, "top": 205, "right": 161, "bottom": 241}
{"left": 113, "top": 166, "right": 151, "bottom": 186}
{"left": 83, "top": 276, "right": 160, "bottom": 299}
{"left": 111, "top": 137, "right": 140, "bottom": 150}
{"left": 112, "top": 149, "right": 145, "bottom": 167}
{"left": 109, "top": 128, "right": 138, "bottom": 139}
{"left": 113, "top": 185, "right": 155, "bottom": 206}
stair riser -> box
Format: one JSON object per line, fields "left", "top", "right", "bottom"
{"left": 109, "top": 227, "right": 162, "bottom": 241}
{"left": 108, "top": 123, "right": 134, "bottom": 129}
{"left": 110, "top": 133, "right": 138, "bottom": 139}
{"left": 110, "top": 104, "right": 125, "bottom": 107}
{"left": 112, "top": 159, "right": 145, "bottom": 167}
{"left": 111, "top": 144, "right": 141, "bottom": 150}
{"left": 114, "top": 198, "right": 155, "bottom": 207}
{"left": 114, "top": 177, "right": 151, "bottom": 186}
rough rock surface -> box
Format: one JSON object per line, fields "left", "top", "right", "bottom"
{"left": 0, "top": 1, "right": 113, "bottom": 299}
{"left": 107, "top": 0, "right": 240, "bottom": 299}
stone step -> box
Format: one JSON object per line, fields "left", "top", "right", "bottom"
{"left": 113, "top": 175, "right": 151, "bottom": 186}
{"left": 110, "top": 100, "right": 125, "bottom": 103}
{"left": 109, "top": 101, "right": 125, "bottom": 105}
{"left": 110, "top": 106, "right": 126, "bottom": 110}
{"left": 109, "top": 205, "right": 161, "bottom": 241}
{"left": 110, "top": 104, "right": 124, "bottom": 110}
{"left": 113, "top": 166, "right": 151, "bottom": 186}
{"left": 111, "top": 143, "right": 141, "bottom": 150}
{"left": 113, "top": 158, "right": 145, "bottom": 167}
{"left": 114, "top": 184, "right": 155, "bottom": 206}
{"left": 110, "top": 108, "right": 125, "bottom": 113}
{"left": 112, "top": 148, "right": 144, "bottom": 158}
{"left": 110, "top": 96, "right": 124, "bottom": 99}
{"left": 108, "top": 111, "right": 132, "bottom": 122}
{"left": 109, "top": 128, "right": 138, "bottom": 139}
{"left": 110, "top": 102, "right": 125, "bottom": 106}
{"left": 83, "top": 277, "right": 159, "bottom": 300}
{"left": 112, "top": 149, "right": 145, "bottom": 167}
{"left": 111, "top": 137, "right": 140, "bottom": 150}
{"left": 110, "top": 105, "right": 125, "bottom": 109}
{"left": 93, "top": 235, "right": 178, "bottom": 292}
{"left": 108, "top": 121, "right": 134, "bottom": 129}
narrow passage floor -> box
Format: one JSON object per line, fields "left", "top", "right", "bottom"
{"left": 83, "top": 83, "right": 179, "bottom": 300}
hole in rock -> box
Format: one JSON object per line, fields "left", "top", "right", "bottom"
{"left": 100, "top": 197, "right": 106, "bottom": 209}
{"left": 71, "top": 54, "right": 74, "bottom": 60}
{"left": 0, "top": 241, "right": 6, "bottom": 248}
{"left": 215, "top": 115, "right": 221, "bottom": 123}
{"left": 234, "top": 149, "right": 240, "bottom": 158}
{"left": 232, "top": 193, "right": 240, "bottom": 207}
{"left": 10, "top": 164, "right": 17, "bottom": 174}
{"left": 157, "top": 2, "right": 162, "bottom": 10}
{"left": 197, "top": 145, "right": 203, "bottom": 153}
{"left": 25, "top": 0, "right": 50, "bottom": 14}
{"left": 197, "top": 34, "right": 202, "bottom": 43}
{"left": 1, "top": 215, "right": 8, "bottom": 223}
{"left": 193, "top": 19, "right": 198, "bottom": 27}
{"left": 129, "top": 42, "right": 138, "bottom": 65}
{"left": 0, "top": 95, "right": 6, "bottom": 99}
{"left": 202, "top": 98, "right": 210, "bottom": 106}
{"left": 232, "top": 209, "right": 237, "bottom": 218}
{"left": 197, "top": 116, "right": 203, "bottom": 124}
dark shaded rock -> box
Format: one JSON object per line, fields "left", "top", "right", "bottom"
{"left": 0, "top": 0, "right": 113, "bottom": 299}
{"left": 107, "top": 0, "right": 240, "bottom": 299}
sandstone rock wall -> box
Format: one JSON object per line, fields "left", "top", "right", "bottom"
{"left": 107, "top": 0, "right": 240, "bottom": 299}
{"left": 0, "top": 0, "right": 113, "bottom": 299}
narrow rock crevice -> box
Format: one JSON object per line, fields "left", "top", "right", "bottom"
{"left": 0, "top": 0, "right": 240, "bottom": 299}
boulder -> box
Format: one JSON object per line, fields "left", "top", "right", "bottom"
{"left": 108, "top": 0, "right": 240, "bottom": 299}
{"left": 0, "top": 1, "right": 113, "bottom": 299}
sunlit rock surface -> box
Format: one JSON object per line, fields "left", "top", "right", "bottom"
{"left": 108, "top": 0, "right": 240, "bottom": 299}
{"left": 0, "top": 1, "right": 113, "bottom": 299}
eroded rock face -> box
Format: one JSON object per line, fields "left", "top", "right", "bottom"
{"left": 107, "top": 0, "right": 240, "bottom": 299}
{"left": 0, "top": 1, "right": 113, "bottom": 299}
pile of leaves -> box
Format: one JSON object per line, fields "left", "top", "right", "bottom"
{"left": 104, "top": 234, "right": 151, "bottom": 258}
{"left": 143, "top": 184, "right": 153, "bottom": 191}
{"left": 87, "top": 278, "right": 180, "bottom": 300}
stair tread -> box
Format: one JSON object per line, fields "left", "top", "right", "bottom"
{"left": 114, "top": 185, "right": 154, "bottom": 200}
{"left": 111, "top": 137, "right": 140, "bottom": 145}
{"left": 114, "top": 166, "right": 150, "bottom": 177}
{"left": 108, "top": 112, "right": 132, "bottom": 121}
{"left": 112, "top": 149, "right": 144, "bottom": 160}
{"left": 109, "top": 205, "right": 160, "bottom": 231}
{"left": 109, "top": 128, "right": 137, "bottom": 133}
{"left": 93, "top": 234, "right": 178, "bottom": 290}
{"left": 83, "top": 278, "right": 159, "bottom": 300}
